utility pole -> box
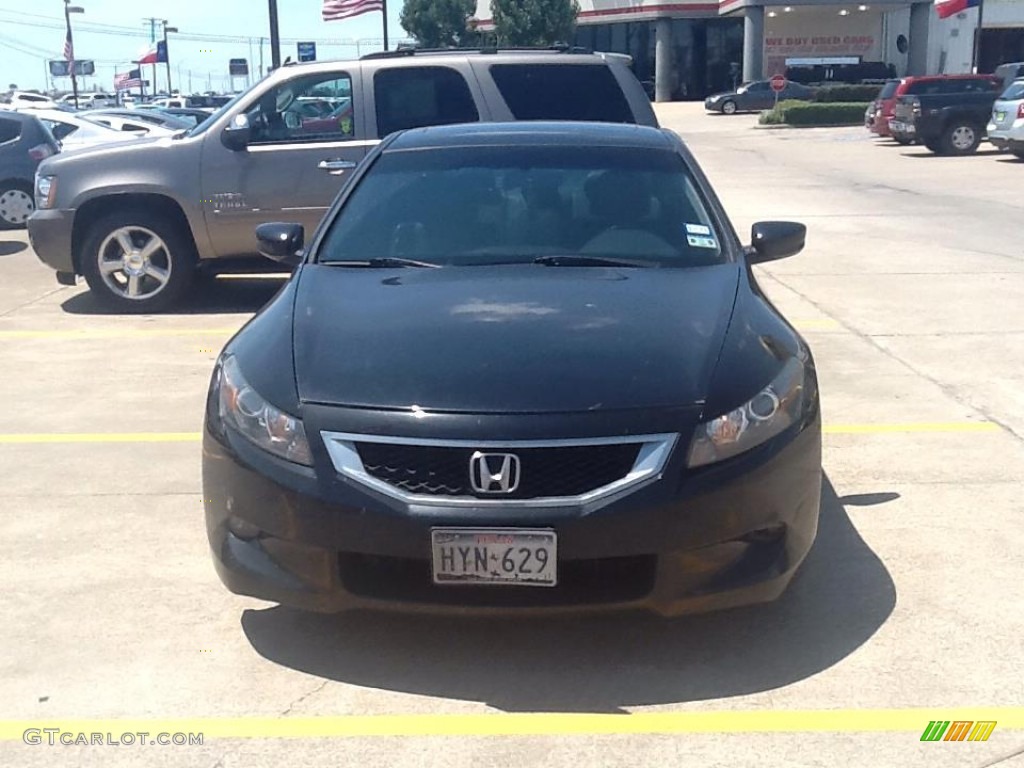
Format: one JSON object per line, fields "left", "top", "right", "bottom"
{"left": 268, "top": 0, "right": 281, "bottom": 70}
{"left": 143, "top": 17, "right": 159, "bottom": 94}
{"left": 259, "top": 37, "right": 265, "bottom": 77}
{"left": 162, "top": 20, "right": 178, "bottom": 94}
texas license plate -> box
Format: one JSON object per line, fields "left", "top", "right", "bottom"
{"left": 431, "top": 528, "right": 557, "bottom": 586}
{"left": 890, "top": 121, "right": 904, "bottom": 131}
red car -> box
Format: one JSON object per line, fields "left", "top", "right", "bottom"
{"left": 868, "top": 75, "right": 1003, "bottom": 144}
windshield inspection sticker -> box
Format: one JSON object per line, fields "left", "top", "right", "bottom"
{"left": 687, "top": 234, "right": 718, "bottom": 249}
{"left": 685, "top": 223, "right": 712, "bottom": 235}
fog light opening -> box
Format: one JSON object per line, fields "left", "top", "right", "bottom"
{"left": 227, "top": 516, "right": 262, "bottom": 541}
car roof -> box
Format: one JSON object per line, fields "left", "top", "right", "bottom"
{"left": 0, "top": 109, "right": 42, "bottom": 125}
{"left": 386, "top": 121, "right": 675, "bottom": 151}
{"left": 267, "top": 47, "right": 621, "bottom": 81}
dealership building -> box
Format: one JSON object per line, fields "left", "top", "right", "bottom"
{"left": 472, "top": 0, "right": 1024, "bottom": 100}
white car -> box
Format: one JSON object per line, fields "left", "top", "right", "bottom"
{"left": 58, "top": 93, "right": 115, "bottom": 109}
{"left": 80, "top": 113, "right": 180, "bottom": 137}
{"left": 7, "top": 91, "right": 58, "bottom": 110}
{"left": 988, "top": 78, "right": 1024, "bottom": 159}
{"left": 27, "top": 108, "right": 139, "bottom": 152}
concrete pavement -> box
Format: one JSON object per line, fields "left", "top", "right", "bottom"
{"left": 0, "top": 103, "right": 1022, "bottom": 767}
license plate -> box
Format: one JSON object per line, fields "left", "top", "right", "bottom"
{"left": 995, "top": 111, "right": 1006, "bottom": 122}
{"left": 431, "top": 528, "right": 557, "bottom": 587}
{"left": 891, "top": 121, "right": 904, "bottom": 131}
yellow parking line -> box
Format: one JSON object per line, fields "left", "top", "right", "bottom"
{"left": 0, "top": 328, "right": 238, "bottom": 339}
{"left": 824, "top": 422, "right": 999, "bottom": 434}
{"left": 1, "top": 708, "right": 1023, "bottom": 739}
{"left": 0, "top": 422, "right": 999, "bottom": 445}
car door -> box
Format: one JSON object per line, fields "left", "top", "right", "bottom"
{"left": 741, "top": 81, "right": 773, "bottom": 110}
{"left": 200, "top": 68, "right": 372, "bottom": 258}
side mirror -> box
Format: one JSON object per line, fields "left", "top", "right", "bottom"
{"left": 747, "top": 221, "right": 806, "bottom": 263}
{"left": 221, "top": 113, "right": 251, "bottom": 151}
{"left": 255, "top": 222, "right": 304, "bottom": 267}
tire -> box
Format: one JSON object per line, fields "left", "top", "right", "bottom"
{"left": 939, "top": 122, "right": 981, "bottom": 156}
{"left": 0, "top": 180, "right": 34, "bottom": 230}
{"left": 892, "top": 134, "right": 913, "bottom": 146}
{"left": 80, "top": 208, "right": 196, "bottom": 312}
{"left": 721, "top": 100, "right": 737, "bottom": 115}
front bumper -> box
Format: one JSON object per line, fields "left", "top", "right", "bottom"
{"left": 26, "top": 208, "right": 75, "bottom": 274}
{"left": 203, "top": 410, "right": 822, "bottom": 618}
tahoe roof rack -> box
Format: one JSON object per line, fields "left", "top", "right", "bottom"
{"left": 360, "top": 45, "right": 594, "bottom": 61}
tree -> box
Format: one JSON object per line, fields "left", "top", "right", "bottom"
{"left": 491, "top": 0, "right": 580, "bottom": 47}
{"left": 400, "top": 0, "right": 476, "bottom": 48}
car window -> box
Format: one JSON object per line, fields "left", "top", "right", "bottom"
{"left": 0, "top": 117, "right": 21, "bottom": 144}
{"left": 319, "top": 145, "right": 724, "bottom": 268}
{"left": 959, "top": 79, "right": 996, "bottom": 93}
{"left": 746, "top": 81, "right": 770, "bottom": 92}
{"left": 247, "top": 73, "right": 354, "bottom": 144}
{"left": 1001, "top": 81, "right": 1024, "bottom": 100}
{"left": 489, "top": 64, "right": 634, "bottom": 123}
{"left": 879, "top": 81, "right": 898, "bottom": 99}
{"left": 40, "top": 120, "right": 77, "bottom": 141}
{"left": 374, "top": 66, "right": 478, "bottom": 138}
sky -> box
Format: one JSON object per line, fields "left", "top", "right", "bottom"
{"left": 0, "top": 0, "right": 417, "bottom": 94}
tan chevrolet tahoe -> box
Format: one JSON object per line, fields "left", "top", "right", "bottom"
{"left": 27, "top": 48, "right": 658, "bottom": 311}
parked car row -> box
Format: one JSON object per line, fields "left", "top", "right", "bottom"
{"left": 866, "top": 63, "right": 1024, "bottom": 157}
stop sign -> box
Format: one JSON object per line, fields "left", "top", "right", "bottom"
{"left": 770, "top": 74, "right": 787, "bottom": 93}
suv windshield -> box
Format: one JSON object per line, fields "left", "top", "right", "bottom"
{"left": 319, "top": 145, "right": 725, "bottom": 268}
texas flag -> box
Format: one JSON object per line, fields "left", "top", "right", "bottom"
{"left": 136, "top": 41, "right": 167, "bottom": 65}
{"left": 935, "top": 0, "right": 980, "bottom": 19}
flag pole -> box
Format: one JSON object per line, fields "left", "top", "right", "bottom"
{"left": 382, "top": 0, "right": 389, "bottom": 51}
{"left": 972, "top": 0, "right": 986, "bottom": 73}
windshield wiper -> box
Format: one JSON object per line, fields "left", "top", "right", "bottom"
{"left": 532, "top": 254, "right": 656, "bottom": 268}
{"left": 326, "top": 257, "right": 441, "bottom": 269}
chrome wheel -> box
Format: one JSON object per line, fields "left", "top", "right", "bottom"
{"left": 0, "top": 188, "right": 34, "bottom": 226}
{"left": 96, "top": 226, "right": 173, "bottom": 301}
{"left": 722, "top": 100, "right": 737, "bottom": 115}
{"left": 951, "top": 126, "right": 976, "bottom": 151}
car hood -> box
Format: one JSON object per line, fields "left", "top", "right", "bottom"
{"left": 292, "top": 263, "right": 739, "bottom": 413}
{"left": 40, "top": 133, "right": 173, "bottom": 168}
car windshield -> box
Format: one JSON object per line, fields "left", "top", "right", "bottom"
{"left": 318, "top": 145, "right": 725, "bottom": 268}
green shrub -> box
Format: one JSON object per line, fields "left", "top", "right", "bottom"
{"left": 811, "top": 84, "right": 885, "bottom": 103}
{"left": 759, "top": 101, "right": 871, "bottom": 127}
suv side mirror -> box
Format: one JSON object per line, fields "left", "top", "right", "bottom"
{"left": 221, "top": 113, "right": 251, "bottom": 151}
{"left": 256, "top": 222, "right": 304, "bottom": 267}
{"left": 747, "top": 221, "right": 806, "bottom": 263}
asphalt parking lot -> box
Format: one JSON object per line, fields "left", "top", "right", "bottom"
{"left": 1, "top": 103, "right": 1022, "bottom": 767}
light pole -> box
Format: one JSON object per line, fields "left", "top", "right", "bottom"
{"left": 162, "top": 21, "right": 178, "bottom": 95}
{"left": 63, "top": 1, "right": 84, "bottom": 108}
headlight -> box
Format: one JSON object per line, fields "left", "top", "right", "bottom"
{"left": 35, "top": 175, "right": 56, "bottom": 210}
{"left": 216, "top": 355, "right": 313, "bottom": 466}
{"left": 687, "top": 357, "right": 805, "bottom": 468}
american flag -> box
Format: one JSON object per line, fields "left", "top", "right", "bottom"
{"left": 322, "top": 0, "right": 384, "bottom": 22}
{"left": 63, "top": 27, "right": 74, "bottom": 62}
{"left": 114, "top": 69, "right": 143, "bottom": 90}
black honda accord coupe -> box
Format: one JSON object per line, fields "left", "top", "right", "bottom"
{"left": 202, "top": 121, "right": 821, "bottom": 617}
